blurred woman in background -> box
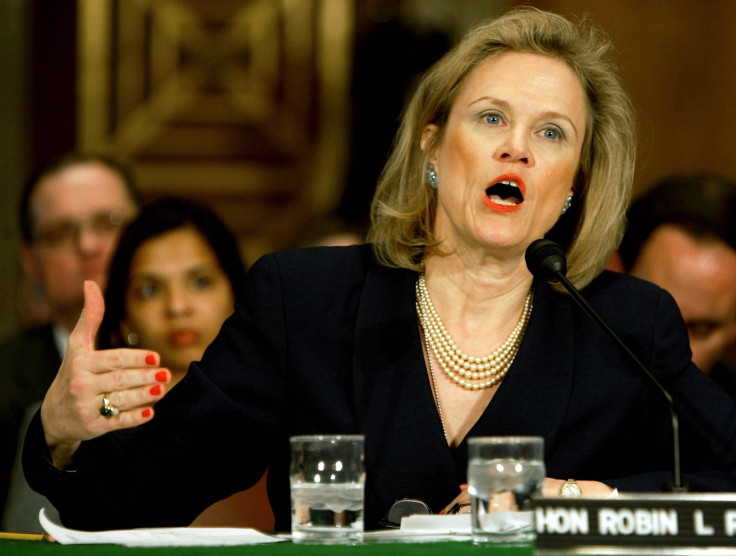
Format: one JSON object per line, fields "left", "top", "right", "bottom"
{"left": 98, "top": 197, "right": 272, "bottom": 529}
{"left": 98, "top": 197, "right": 244, "bottom": 386}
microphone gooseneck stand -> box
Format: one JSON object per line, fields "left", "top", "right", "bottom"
{"left": 525, "top": 238, "right": 689, "bottom": 493}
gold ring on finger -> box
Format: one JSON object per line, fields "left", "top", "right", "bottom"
{"left": 99, "top": 392, "right": 120, "bottom": 417}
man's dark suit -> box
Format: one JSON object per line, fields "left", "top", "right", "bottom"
{"left": 709, "top": 361, "right": 736, "bottom": 400}
{"left": 24, "top": 245, "right": 736, "bottom": 532}
{"left": 0, "top": 325, "right": 61, "bottom": 514}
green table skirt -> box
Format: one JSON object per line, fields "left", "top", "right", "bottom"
{"left": 0, "top": 539, "right": 534, "bottom": 555}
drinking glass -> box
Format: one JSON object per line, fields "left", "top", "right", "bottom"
{"left": 290, "top": 434, "right": 365, "bottom": 544}
{"left": 467, "top": 436, "right": 545, "bottom": 544}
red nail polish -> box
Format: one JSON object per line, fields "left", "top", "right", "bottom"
{"left": 146, "top": 354, "right": 156, "bottom": 365}
{"left": 155, "top": 371, "right": 167, "bottom": 382}
{"left": 150, "top": 384, "right": 163, "bottom": 396}
{"left": 142, "top": 408, "right": 152, "bottom": 418}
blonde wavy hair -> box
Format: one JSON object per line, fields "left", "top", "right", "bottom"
{"left": 367, "top": 6, "right": 636, "bottom": 288}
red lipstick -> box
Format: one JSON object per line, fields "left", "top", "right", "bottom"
{"left": 483, "top": 174, "right": 526, "bottom": 213}
{"left": 169, "top": 330, "right": 199, "bottom": 347}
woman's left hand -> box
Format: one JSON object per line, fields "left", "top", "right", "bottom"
{"left": 543, "top": 478, "right": 615, "bottom": 496}
{"left": 439, "top": 478, "right": 614, "bottom": 514}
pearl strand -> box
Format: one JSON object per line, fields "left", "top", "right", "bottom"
{"left": 415, "top": 274, "right": 532, "bottom": 390}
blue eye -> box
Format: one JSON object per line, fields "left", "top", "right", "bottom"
{"left": 484, "top": 113, "right": 502, "bottom": 125}
{"left": 543, "top": 128, "right": 561, "bottom": 140}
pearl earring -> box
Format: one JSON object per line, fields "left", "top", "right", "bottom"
{"left": 561, "top": 195, "right": 573, "bottom": 215}
{"left": 126, "top": 332, "right": 139, "bottom": 346}
{"left": 427, "top": 164, "right": 439, "bottom": 189}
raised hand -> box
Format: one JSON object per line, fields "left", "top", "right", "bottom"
{"left": 40, "top": 280, "right": 170, "bottom": 468}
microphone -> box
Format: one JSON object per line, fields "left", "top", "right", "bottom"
{"left": 525, "top": 238, "right": 688, "bottom": 492}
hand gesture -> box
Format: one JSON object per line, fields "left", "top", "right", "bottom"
{"left": 40, "top": 281, "right": 170, "bottom": 468}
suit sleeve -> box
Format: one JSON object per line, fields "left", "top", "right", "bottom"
{"left": 23, "top": 254, "right": 289, "bottom": 530}
{"left": 608, "top": 286, "right": 736, "bottom": 492}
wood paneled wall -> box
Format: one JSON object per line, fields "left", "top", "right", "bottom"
{"left": 2, "top": 0, "right": 735, "bottom": 336}
{"left": 525, "top": 0, "right": 736, "bottom": 197}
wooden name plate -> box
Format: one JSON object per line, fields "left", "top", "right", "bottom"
{"left": 534, "top": 493, "right": 736, "bottom": 551}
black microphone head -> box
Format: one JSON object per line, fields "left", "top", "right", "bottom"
{"left": 525, "top": 239, "right": 567, "bottom": 280}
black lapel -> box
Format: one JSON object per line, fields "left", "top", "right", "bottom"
{"left": 466, "top": 281, "right": 576, "bottom": 456}
{"left": 351, "top": 260, "right": 465, "bottom": 519}
{"left": 351, "top": 260, "right": 446, "bottom": 446}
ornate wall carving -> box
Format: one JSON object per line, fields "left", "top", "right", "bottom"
{"left": 77, "top": 0, "right": 353, "bottom": 261}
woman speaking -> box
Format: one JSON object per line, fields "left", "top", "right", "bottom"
{"left": 25, "top": 7, "right": 736, "bottom": 531}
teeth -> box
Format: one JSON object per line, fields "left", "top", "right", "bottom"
{"left": 498, "top": 180, "right": 519, "bottom": 188}
{"left": 491, "top": 198, "right": 517, "bottom": 206}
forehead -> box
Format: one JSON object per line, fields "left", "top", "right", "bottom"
{"left": 453, "top": 51, "right": 588, "bottom": 122}
{"left": 637, "top": 225, "right": 736, "bottom": 317}
{"left": 130, "top": 228, "right": 219, "bottom": 276}
{"left": 31, "top": 162, "right": 135, "bottom": 225}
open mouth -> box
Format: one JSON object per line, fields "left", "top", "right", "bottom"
{"left": 485, "top": 179, "right": 524, "bottom": 207}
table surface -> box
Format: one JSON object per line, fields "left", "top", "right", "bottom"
{"left": 0, "top": 539, "right": 535, "bottom": 555}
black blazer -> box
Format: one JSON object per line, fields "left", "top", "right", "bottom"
{"left": 24, "top": 245, "right": 736, "bottom": 531}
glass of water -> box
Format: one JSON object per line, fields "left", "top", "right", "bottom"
{"left": 467, "top": 436, "right": 545, "bottom": 544}
{"left": 289, "top": 434, "right": 365, "bottom": 544}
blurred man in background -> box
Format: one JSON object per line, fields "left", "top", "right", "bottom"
{"left": 619, "top": 173, "right": 736, "bottom": 398}
{"left": 0, "top": 153, "right": 139, "bottom": 521}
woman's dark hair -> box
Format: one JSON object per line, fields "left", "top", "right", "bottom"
{"left": 97, "top": 197, "right": 246, "bottom": 349}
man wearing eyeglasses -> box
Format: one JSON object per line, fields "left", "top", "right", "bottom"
{"left": 0, "top": 153, "right": 139, "bottom": 525}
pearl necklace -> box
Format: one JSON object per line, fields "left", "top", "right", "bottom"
{"left": 415, "top": 273, "right": 533, "bottom": 390}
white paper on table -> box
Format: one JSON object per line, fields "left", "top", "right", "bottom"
{"left": 399, "top": 513, "right": 471, "bottom": 535}
{"left": 361, "top": 515, "right": 471, "bottom": 542}
{"left": 38, "top": 508, "right": 285, "bottom": 547}
{"left": 367, "top": 494, "right": 620, "bottom": 542}
{"left": 478, "top": 510, "right": 533, "bottom": 533}
{"left": 373, "top": 512, "right": 526, "bottom": 541}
